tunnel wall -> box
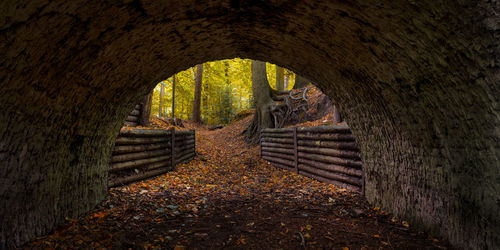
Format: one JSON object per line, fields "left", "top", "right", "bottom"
{"left": 0, "top": 0, "right": 498, "bottom": 248}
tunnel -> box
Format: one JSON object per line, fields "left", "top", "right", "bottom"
{"left": 0, "top": 1, "right": 498, "bottom": 248}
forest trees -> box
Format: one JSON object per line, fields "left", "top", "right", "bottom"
{"left": 243, "top": 60, "right": 275, "bottom": 143}
{"left": 151, "top": 58, "right": 253, "bottom": 125}
{"left": 159, "top": 82, "right": 164, "bottom": 116}
{"left": 192, "top": 64, "right": 203, "bottom": 123}
{"left": 275, "top": 66, "right": 284, "bottom": 91}
{"left": 149, "top": 59, "right": 302, "bottom": 127}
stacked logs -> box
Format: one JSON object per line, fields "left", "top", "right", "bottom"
{"left": 260, "top": 125, "right": 364, "bottom": 192}
{"left": 109, "top": 128, "right": 195, "bottom": 187}
{"left": 124, "top": 104, "right": 141, "bottom": 127}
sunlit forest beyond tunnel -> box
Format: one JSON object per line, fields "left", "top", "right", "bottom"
{"left": 1, "top": 1, "right": 498, "bottom": 249}
{"left": 149, "top": 59, "right": 301, "bottom": 125}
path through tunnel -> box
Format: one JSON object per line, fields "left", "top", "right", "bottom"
{"left": 25, "top": 120, "right": 452, "bottom": 249}
{"left": 0, "top": 1, "right": 498, "bottom": 248}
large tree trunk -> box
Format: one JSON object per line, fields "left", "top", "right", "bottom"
{"left": 284, "top": 74, "right": 289, "bottom": 89}
{"left": 243, "top": 60, "right": 275, "bottom": 143}
{"left": 275, "top": 65, "right": 284, "bottom": 91}
{"left": 192, "top": 64, "right": 203, "bottom": 123}
{"left": 293, "top": 74, "right": 309, "bottom": 89}
{"left": 139, "top": 91, "right": 153, "bottom": 127}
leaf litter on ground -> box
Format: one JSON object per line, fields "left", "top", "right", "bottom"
{"left": 25, "top": 115, "right": 451, "bottom": 249}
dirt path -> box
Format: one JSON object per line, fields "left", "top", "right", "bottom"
{"left": 25, "top": 117, "right": 450, "bottom": 249}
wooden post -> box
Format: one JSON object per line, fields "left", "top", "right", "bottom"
{"left": 171, "top": 127, "right": 175, "bottom": 169}
{"left": 192, "top": 129, "right": 195, "bottom": 158}
{"left": 293, "top": 127, "right": 298, "bottom": 173}
{"left": 260, "top": 129, "right": 263, "bottom": 158}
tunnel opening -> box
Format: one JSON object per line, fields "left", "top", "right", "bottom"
{"left": 110, "top": 58, "right": 357, "bottom": 191}
{"left": 109, "top": 59, "right": 364, "bottom": 189}
{"left": 1, "top": 1, "right": 498, "bottom": 248}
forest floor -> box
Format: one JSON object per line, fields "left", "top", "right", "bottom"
{"left": 25, "top": 116, "right": 451, "bottom": 249}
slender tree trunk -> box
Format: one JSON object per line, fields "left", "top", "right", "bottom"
{"left": 224, "top": 61, "right": 232, "bottom": 121}
{"left": 284, "top": 74, "right": 289, "bottom": 90}
{"left": 159, "top": 82, "right": 164, "bottom": 117}
{"left": 139, "top": 91, "right": 153, "bottom": 126}
{"left": 293, "top": 74, "right": 309, "bottom": 89}
{"left": 225, "top": 61, "right": 230, "bottom": 85}
{"left": 211, "top": 99, "right": 216, "bottom": 124}
{"left": 239, "top": 93, "right": 242, "bottom": 110}
{"left": 276, "top": 65, "right": 284, "bottom": 91}
{"left": 192, "top": 64, "right": 203, "bottom": 123}
{"left": 172, "top": 74, "right": 176, "bottom": 119}
{"left": 202, "top": 77, "right": 208, "bottom": 123}
{"left": 181, "top": 100, "right": 184, "bottom": 120}
{"left": 243, "top": 60, "right": 275, "bottom": 143}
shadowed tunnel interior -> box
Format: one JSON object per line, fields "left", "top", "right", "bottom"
{"left": 0, "top": 1, "right": 498, "bottom": 248}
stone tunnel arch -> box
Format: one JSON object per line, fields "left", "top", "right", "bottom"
{"left": 0, "top": 1, "right": 498, "bottom": 248}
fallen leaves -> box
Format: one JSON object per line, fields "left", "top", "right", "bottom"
{"left": 402, "top": 220, "right": 410, "bottom": 227}
{"left": 236, "top": 237, "right": 247, "bottom": 245}
{"left": 25, "top": 115, "right": 451, "bottom": 249}
{"left": 92, "top": 211, "right": 108, "bottom": 219}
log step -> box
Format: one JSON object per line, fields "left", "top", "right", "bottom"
{"left": 299, "top": 170, "right": 361, "bottom": 192}
{"left": 298, "top": 164, "right": 362, "bottom": 186}
{"left": 261, "top": 146, "right": 294, "bottom": 155}
{"left": 110, "top": 155, "right": 170, "bottom": 172}
{"left": 111, "top": 149, "right": 169, "bottom": 163}
{"left": 119, "top": 129, "right": 172, "bottom": 137}
{"left": 130, "top": 109, "right": 140, "bottom": 116}
{"left": 109, "top": 167, "right": 170, "bottom": 187}
{"left": 115, "top": 137, "right": 169, "bottom": 145}
{"left": 297, "top": 146, "right": 361, "bottom": 160}
{"left": 298, "top": 151, "right": 362, "bottom": 168}
{"left": 113, "top": 143, "right": 169, "bottom": 154}
{"left": 126, "top": 115, "right": 139, "bottom": 122}
{"left": 261, "top": 141, "right": 294, "bottom": 149}
{"left": 296, "top": 133, "right": 355, "bottom": 141}
{"left": 297, "top": 139, "right": 358, "bottom": 151}
{"left": 124, "top": 121, "right": 138, "bottom": 127}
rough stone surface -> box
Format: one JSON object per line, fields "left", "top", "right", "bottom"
{"left": 0, "top": 1, "right": 498, "bottom": 249}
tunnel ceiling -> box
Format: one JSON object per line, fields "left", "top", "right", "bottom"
{"left": 0, "top": 0, "right": 498, "bottom": 248}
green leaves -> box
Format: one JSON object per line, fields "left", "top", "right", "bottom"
{"left": 152, "top": 58, "right": 255, "bottom": 125}
{"left": 150, "top": 59, "right": 299, "bottom": 125}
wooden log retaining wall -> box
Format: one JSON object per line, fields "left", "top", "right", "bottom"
{"left": 109, "top": 128, "right": 195, "bottom": 187}
{"left": 260, "top": 125, "right": 364, "bottom": 193}
{"left": 124, "top": 104, "right": 142, "bottom": 127}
